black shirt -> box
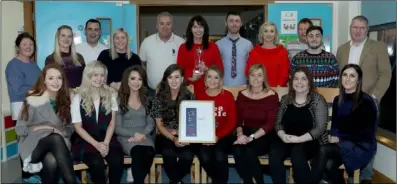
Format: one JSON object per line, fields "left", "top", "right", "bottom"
{"left": 97, "top": 49, "right": 142, "bottom": 84}
{"left": 282, "top": 103, "right": 313, "bottom": 136}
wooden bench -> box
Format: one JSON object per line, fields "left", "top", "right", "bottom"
{"left": 200, "top": 86, "right": 359, "bottom": 184}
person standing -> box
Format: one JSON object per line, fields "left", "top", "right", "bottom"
{"left": 336, "top": 15, "right": 391, "bottom": 183}
{"left": 216, "top": 12, "right": 253, "bottom": 86}
{"left": 139, "top": 12, "right": 185, "bottom": 97}
{"left": 76, "top": 19, "right": 107, "bottom": 64}
{"left": 286, "top": 18, "right": 313, "bottom": 60}
{"left": 97, "top": 28, "right": 142, "bottom": 91}
{"left": 45, "top": 25, "right": 85, "bottom": 89}
{"left": 291, "top": 26, "right": 339, "bottom": 87}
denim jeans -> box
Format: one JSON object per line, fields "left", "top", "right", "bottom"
{"left": 360, "top": 155, "right": 375, "bottom": 181}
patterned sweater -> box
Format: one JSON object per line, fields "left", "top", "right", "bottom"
{"left": 291, "top": 50, "right": 339, "bottom": 87}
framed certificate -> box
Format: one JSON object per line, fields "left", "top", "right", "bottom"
{"left": 178, "top": 100, "right": 216, "bottom": 143}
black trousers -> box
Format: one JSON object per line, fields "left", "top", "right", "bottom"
{"left": 309, "top": 143, "right": 345, "bottom": 184}
{"left": 30, "top": 133, "right": 76, "bottom": 184}
{"left": 232, "top": 128, "right": 274, "bottom": 184}
{"left": 157, "top": 135, "right": 194, "bottom": 184}
{"left": 197, "top": 135, "right": 234, "bottom": 184}
{"left": 82, "top": 145, "right": 124, "bottom": 184}
{"left": 129, "top": 145, "right": 155, "bottom": 184}
{"left": 269, "top": 137, "right": 319, "bottom": 184}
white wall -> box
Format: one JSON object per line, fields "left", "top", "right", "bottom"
{"left": 374, "top": 143, "right": 396, "bottom": 181}
{"left": 1, "top": 2, "right": 24, "bottom": 116}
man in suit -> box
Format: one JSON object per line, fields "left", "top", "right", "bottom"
{"left": 336, "top": 15, "right": 391, "bottom": 184}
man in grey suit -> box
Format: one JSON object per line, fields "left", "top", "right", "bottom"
{"left": 336, "top": 15, "right": 391, "bottom": 184}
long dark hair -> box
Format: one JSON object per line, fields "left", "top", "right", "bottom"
{"left": 118, "top": 65, "right": 149, "bottom": 115}
{"left": 157, "top": 64, "right": 191, "bottom": 123}
{"left": 185, "top": 15, "right": 209, "bottom": 51}
{"left": 20, "top": 64, "right": 71, "bottom": 122}
{"left": 286, "top": 66, "right": 317, "bottom": 104}
{"left": 338, "top": 64, "right": 363, "bottom": 109}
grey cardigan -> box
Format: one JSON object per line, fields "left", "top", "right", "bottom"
{"left": 115, "top": 106, "right": 155, "bottom": 156}
{"left": 15, "top": 92, "right": 74, "bottom": 173}
{"left": 275, "top": 91, "right": 329, "bottom": 145}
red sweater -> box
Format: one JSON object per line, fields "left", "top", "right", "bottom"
{"left": 245, "top": 45, "right": 290, "bottom": 87}
{"left": 236, "top": 91, "right": 279, "bottom": 133}
{"left": 177, "top": 42, "right": 224, "bottom": 95}
{"left": 196, "top": 90, "right": 236, "bottom": 139}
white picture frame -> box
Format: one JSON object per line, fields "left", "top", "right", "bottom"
{"left": 178, "top": 100, "right": 216, "bottom": 143}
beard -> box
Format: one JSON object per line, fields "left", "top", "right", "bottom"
{"left": 308, "top": 43, "right": 322, "bottom": 49}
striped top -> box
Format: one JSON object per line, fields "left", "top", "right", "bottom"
{"left": 291, "top": 50, "right": 339, "bottom": 87}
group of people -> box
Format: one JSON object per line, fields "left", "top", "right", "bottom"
{"left": 5, "top": 9, "right": 391, "bottom": 184}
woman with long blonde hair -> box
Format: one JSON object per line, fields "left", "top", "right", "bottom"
{"left": 71, "top": 61, "right": 124, "bottom": 184}
{"left": 97, "top": 28, "right": 142, "bottom": 91}
{"left": 45, "top": 25, "right": 85, "bottom": 88}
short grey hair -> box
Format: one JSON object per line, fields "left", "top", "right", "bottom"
{"left": 157, "top": 12, "right": 173, "bottom": 22}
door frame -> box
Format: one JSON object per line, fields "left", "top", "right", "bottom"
{"left": 132, "top": 0, "right": 271, "bottom": 50}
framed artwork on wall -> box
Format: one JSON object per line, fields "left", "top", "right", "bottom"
{"left": 310, "top": 18, "right": 322, "bottom": 27}
{"left": 96, "top": 17, "right": 112, "bottom": 47}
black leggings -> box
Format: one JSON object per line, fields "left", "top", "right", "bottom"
{"left": 309, "top": 144, "right": 345, "bottom": 184}
{"left": 232, "top": 128, "right": 274, "bottom": 184}
{"left": 129, "top": 145, "right": 155, "bottom": 184}
{"left": 30, "top": 133, "right": 76, "bottom": 184}
{"left": 82, "top": 145, "right": 124, "bottom": 184}
{"left": 269, "top": 137, "right": 319, "bottom": 184}
{"left": 158, "top": 135, "right": 194, "bottom": 184}
{"left": 198, "top": 135, "right": 234, "bottom": 184}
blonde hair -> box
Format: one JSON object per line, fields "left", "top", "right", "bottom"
{"left": 205, "top": 65, "right": 224, "bottom": 89}
{"left": 78, "top": 61, "right": 114, "bottom": 116}
{"left": 258, "top": 22, "right": 279, "bottom": 44}
{"left": 110, "top": 28, "right": 132, "bottom": 60}
{"left": 247, "top": 64, "right": 270, "bottom": 92}
{"left": 53, "top": 25, "right": 82, "bottom": 66}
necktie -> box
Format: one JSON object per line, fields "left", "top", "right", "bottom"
{"left": 230, "top": 37, "right": 239, "bottom": 78}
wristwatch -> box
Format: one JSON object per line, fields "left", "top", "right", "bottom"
{"left": 250, "top": 134, "right": 256, "bottom": 140}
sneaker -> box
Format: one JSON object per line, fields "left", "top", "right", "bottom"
{"left": 23, "top": 175, "right": 41, "bottom": 183}
{"left": 126, "top": 168, "right": 134, "bottom": 183}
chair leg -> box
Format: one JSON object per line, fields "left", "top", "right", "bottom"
{"left": 201, "top": 168, "right": 207, "bottom": 184}
{"left": 288, "top": 167, "right": 294, "bottom": 183}
{"left": 156, "top": 164, "right": 162, "bottom": 183}
{"left": 353, "top": 169, "right": 360, "bottom": 184}
{"left": 81, "top": 170, "right": 88, "bottom": 184}
{"left": 194, "top": 157, "right": 200, "bottom": 184}
{"left": 150, "top": 162, "right": 156, "bottom": 183}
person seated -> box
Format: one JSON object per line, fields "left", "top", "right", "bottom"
{"left": 233, "top": 64, "right": 279, "bottom": 184}
{"left": 269, "top": 66, "right": 329, "bottom": 184}
{"left": 115, "top": 66, "right": 155, "bottom": 184}
{"left": 195, "top": 66, "right": 236, "bottom": 184}
{"left": 150, "top": 64, "right": 196, "bottom": 184}
{"left": 71, "top": 61, "right": 124, "bottom": 184}
{"left": 308, "top": 64, "right": 378, "bottom": 184}
{"left": 16, "top": 64, "right": 76, "bottom": 184}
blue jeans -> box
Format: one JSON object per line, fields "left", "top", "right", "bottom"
{"left": 360, "top": 155, "right": 375, "bottom": 181}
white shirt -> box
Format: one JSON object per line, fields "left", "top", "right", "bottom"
{"left": 71, "top": 94, "right": 118, "bottom": 123}
{"left": 139, "top": 33, "right": 185, "bottom": 89}
{"left": 348, "top": 38, "right": 367, "bottom": 65}
{"left": 76, "top": 42, "right": 108, "bottom": 64}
